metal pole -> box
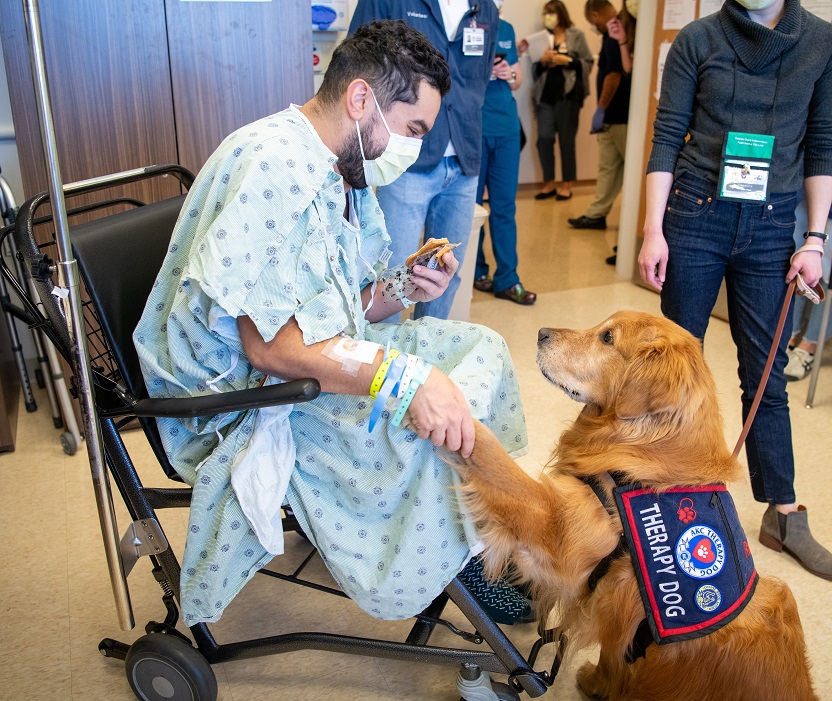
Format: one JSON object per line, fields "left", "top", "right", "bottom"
{"left": 21, "top": 0, "right": 134, "bottom": 630}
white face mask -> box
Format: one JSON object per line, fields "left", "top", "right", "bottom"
{"left": 734, "top": 0, "right": 778, "bottom": 9}
{"left": 493, "top": 0, "right": 504, "bottom": 8}
{"left": 356, "top": 87, "right": 422, "bottom": 188}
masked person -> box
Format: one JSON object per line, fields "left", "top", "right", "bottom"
{"left": 134, "top": 21, "right": 530, "bottom": 628}
{"left": 350, "top": 0, "right": 500, "bottom": 321}
{"left": 638, "top": 0, "right": 832, "bottom": 579}
{"left": 529, "top": 0, "right": 594, "bottom": 202}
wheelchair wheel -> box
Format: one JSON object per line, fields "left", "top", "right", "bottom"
{"left": 60, "top": 432, "right": 77, "bottom": 456}
{"left": 459, "top": 681, "right": 521, "bottom": 701}
{"left": 124, "top": 633, "right": 217, "bottom": 701}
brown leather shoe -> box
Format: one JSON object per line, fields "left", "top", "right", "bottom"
{"left": 473, "top": 275, "right": 493, "bottom": 292}
{"left": 495, "top": 283, "right": 537, "bottom": 305}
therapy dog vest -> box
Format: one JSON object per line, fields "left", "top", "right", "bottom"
{"left": 614, "top": 484, "right": 758, "bottom": 647}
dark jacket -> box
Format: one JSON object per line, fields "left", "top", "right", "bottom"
{"left": 349, "top": 0, "right": 499, "bottom": 176}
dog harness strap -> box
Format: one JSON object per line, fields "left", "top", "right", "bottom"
{"left": 587, "top": 535, "right": 628, "bottom": 593}
{"left": 625, "top": 619, "right": 654, "bottom": 663}
{"left": 614, "top": 484, "right": 758, "bottom": 650}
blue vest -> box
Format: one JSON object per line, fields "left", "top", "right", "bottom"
{"left": 614, "top": 484, "right": 757, "bottom": 646}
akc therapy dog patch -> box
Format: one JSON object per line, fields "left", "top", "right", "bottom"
{"left": 614, "top": 485, "right": 758, "bottom": 645}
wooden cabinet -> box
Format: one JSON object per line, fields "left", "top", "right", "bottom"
{"left": 0, "top": 0, "right": 313, "bottom": 445}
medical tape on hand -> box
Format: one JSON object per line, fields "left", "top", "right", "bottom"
{"left": 322, "top": 337, "right": 382, "bottom": 376}
{"left": 370, "top": 348, "right": 400, "bottom": 398}
{"left": 396, "top": 353, "right": 421, "bottom": 400}
{"left": 391, "top": 359, "right": 433, "bottom": 428}
{"left": 368, "top": 353, "right": 407, "bottom": 432}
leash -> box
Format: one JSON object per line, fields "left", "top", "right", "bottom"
{"left": 731, "top": 275, "right": 825, "bottom": 459}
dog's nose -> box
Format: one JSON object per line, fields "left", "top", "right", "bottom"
{"left": 538, "top": 328, "right": 551, "bottom": 344}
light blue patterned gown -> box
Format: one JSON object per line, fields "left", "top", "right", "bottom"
{"left": 133, "top": 106, "right": 528, "bottom": 625}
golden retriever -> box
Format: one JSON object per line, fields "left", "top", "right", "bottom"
{"left": 442, "top": 311, "right": 816, "bottom": 701}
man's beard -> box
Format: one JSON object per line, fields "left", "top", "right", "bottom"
{"left": 337, "top": 117, "right": 385, "bottom": 190}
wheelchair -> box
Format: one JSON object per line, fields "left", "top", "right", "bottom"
{"left": 2, "top": 165, "right": 565, "bottom": 701}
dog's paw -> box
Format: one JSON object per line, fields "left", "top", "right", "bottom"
{"left": 576, "top": 662, "right": 606, "bottom": 699}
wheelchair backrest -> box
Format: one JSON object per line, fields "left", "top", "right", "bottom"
{"left": 72, "top": 195, "right": 187, "bottom": 397}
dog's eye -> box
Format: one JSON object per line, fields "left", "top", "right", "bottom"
{"left": 600, "top": 329, "right": 614, "bottom": 345}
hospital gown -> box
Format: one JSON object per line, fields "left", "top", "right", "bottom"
{"left": 133, "top": 106, "right": 528, "bottom": 624}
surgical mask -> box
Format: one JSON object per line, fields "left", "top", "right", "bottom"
{"left": 543, "top": 13, "right": 558, "bottom": 30}
{"left": 734, "top": 0, "right": 778, "bottom": 8}
{"left": 625, "top": 0, "right": 638, "bottom": 17}
{"left": 493, "top": 0, "right": 504, "bottom": 8}
{"left": 356, "top": 87, "right": 422, "bottom": 188}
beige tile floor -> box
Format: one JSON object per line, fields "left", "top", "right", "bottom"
{"left": 1, "top": 188, "right": 831, "bottom": 700}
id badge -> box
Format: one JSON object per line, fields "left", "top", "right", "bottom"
{"left": 718, "top": 132, "right": 774, "bottom": 203}
{"left": 463, "top": 27, "right": 485, "bottom": 56}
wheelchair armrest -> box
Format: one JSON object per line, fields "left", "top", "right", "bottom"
{"left": 120, "top": 378, "right": 320, "bottom": 419}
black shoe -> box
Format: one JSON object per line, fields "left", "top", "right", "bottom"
{"left": 534, "top": 189, "right": 559, "bottom": 200}
{"left": 555, "top": 192, "right": 573, "bottom": 200}
{"left": 605, "top": 245, "right": 617, "bottom": 265}
{"left": 568, "top": 215, "right": 606, "bottom": 230}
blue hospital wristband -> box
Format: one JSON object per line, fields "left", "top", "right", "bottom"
{"left": 391, "top": 359, "right": 433, "bottom": 428}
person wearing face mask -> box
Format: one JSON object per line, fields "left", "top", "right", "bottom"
{"left": 527, "top": 0, "right": 594, "bottom": 201}
{"left": 638, "top": 0, "right": 832, "bottom": 580}
{"left": 567, "top": 0, "right": 631, "bottom": 231}
{"left": 133, "top": 21, "right": 531, "bottom": 627}
{"left": 350, "top": 0, "right": 500, "bottom": 321}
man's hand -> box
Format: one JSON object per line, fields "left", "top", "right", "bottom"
{"left": 517, "top": 38, "right": 529, "bottom": 54}
{"left": 638, "top": 229, "right": 669, "bottom": 291}
{"left": 407, "top": 368, "right": 475, "bottom": 457}
{"left": 590, "top": 107, "right": 606, "bottom": 134}
{"left": 406, "top": 250, "right": 459, "bottom": 304}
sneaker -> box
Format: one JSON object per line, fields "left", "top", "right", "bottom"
{"left": 568, "top": 215, "right": 607, "bottom": 230}
{"left": 784, "top": 347, "right": 814, "bottom": 381}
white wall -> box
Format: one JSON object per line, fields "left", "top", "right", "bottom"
{"left": 0, "top": 32, "right": 24, "bottom": 205}
{"left": 500, "top": 0, "right": 601, "bottom": 184}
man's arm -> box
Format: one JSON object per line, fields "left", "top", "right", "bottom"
{"left": 237, "top": 314, "right": 476, "bottom": 455}
{"left": 597, "top": 72, "right": 622, "bottom": 110}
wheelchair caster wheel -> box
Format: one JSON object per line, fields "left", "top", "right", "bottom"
{"left": 124, "top": 633, "right": 217, "bottom": 701}
{"left": 459, "top": 682, "right": 521, "bottom": 701}
{"left": 60, "top": 432, "right": 77, "bottom": 456}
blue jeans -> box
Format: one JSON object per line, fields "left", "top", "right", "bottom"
{"left": 476, "top": 132, "right": 520, "bottom": 292}
{"left": 375, "top": 157, "right": 478, "bottom": 320}
{"left": 660, "top": 171, "right": 799, "bottom": 505}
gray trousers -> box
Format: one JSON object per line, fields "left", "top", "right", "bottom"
{"left": 535, "top": 100, "right": 581, "bottom": 182}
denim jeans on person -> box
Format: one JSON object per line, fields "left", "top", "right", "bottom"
{"left": 476, "top": 132, "right": 521, "bottom": 293}
{"left": 375, "top": 156, "right": 478, "bottom": 321}
{"left": 660, "top": 171, "right": 799, "bottom": 504}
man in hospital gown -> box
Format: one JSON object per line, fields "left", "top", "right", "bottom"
{"left": 134, "top": 20, "right": 527, "bottom": 625}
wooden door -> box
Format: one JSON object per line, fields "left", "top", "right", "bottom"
{"left": 164, "top": 0, "right": 314, "bottom": 174}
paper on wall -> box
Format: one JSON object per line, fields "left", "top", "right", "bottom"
{"left": 698, "top": 0, "right": 723, "bottom": 18}
{"left": 662, "top": 0, "right": 696, "bottom": 29}
{"left": 803, "top": 0, "right": 832, "bottom": 20}
{"left": 655, "top": 41, "right": 672, "bottom": 101}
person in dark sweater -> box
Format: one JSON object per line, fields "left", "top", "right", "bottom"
{"left": 639, "top": 0, "right": 832, "bottom": 580}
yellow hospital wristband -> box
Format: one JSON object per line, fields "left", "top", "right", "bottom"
{"left": 369, "top": 349, "right": 400, "bottom": 398}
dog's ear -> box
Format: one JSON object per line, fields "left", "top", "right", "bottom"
{"left": 615, "top": 327, "right": 697, "bottom": 420}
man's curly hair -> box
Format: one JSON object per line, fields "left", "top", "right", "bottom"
{"left": 317, "top": 20, "right": 451, "bottom": 111}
